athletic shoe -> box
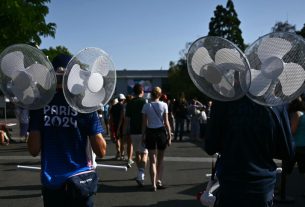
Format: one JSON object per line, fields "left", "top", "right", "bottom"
{"left": 200, "top": 190, "right": 216, "bottom": 207}
{"left": 157, "top": 180, "right": 166, "bottom": 189}
{"left": 115, "top": 153, "right": 121, "bottom": 160}
{"left": 136, "top": 170, "right": 145, "bottom": 187}
{"left": 127, "top": 159, "right": 134, "bottom": 168}
{"left": 136, "top": 179, "right": 144, "bottom": 187}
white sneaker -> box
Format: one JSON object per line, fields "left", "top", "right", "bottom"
{"left": 136, "top": 170, "right": 145, "bottom": 187}
{"left": 200, "top": 190, "right": 216, "bottom": 207}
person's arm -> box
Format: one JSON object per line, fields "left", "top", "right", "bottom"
{"left": 204, "top": 101, "right": 224, "bottom": 155}
{"left": 141, "top": 113, "right": 147, "bottom": 143}
{"left": 89, "top": 133, "right": 106, "bottom": 158}
{"left": 27, "top": 130, "right": 41, "bottom": 157}
{"left": 163, "top": 112, "right": 172, "bottom": 146}
{"left": 117, "top": 105, "right": 125, "bottom": 136}
{"left": 271, "top": 104, "right": 295, "bottom": 161}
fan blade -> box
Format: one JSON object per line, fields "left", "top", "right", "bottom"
{"left": 25, "top": 63, "right": 53, "bottom": 90}
{"left": 201, "top": 64, "right": 222, "bottom": 84}
{"left": 215, "top": 48, "right": 245, "bottom": 71}
{"left": 67, "top": 64, "right": 88, "bottom": 95}
{"left": 87, "top": 72, "right": 104, "bottom": 93}
{"left": 213, "top": 77, "right": 235, "bottom": 98}
{"left": 1, "top": 51, "right": 25, "bottom": 78}
{"left": 191, "top": 47, "right": 213, "bottom": 76}
{"left": 278, "top": 63, "right": 305, "bottom": 96}
{"left": 11, "top": 85, "right": 35, "bottom": 104}
{"left": 82, "top": 88, "right": 106, "bottom": 107}
{"left": 248, "top": 69, "right": 272, "bottom": 96}
{"left": 11, "top": 71, "right": 32, "bottom": 90}
{"left": 257, "top": 37, "right": 292, "bottom": 63}
{"left": 91, "top": 55, "right": 110, "bottom": 76}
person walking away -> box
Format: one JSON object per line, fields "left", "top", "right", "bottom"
{"left": 27, "top": 54, "right": 107, "bottom": 207}
{"left": 103, "top": 103, "right": 110, "bottom": 136}
{"left": 122, "top": 94, "right": 134, "bottom": 168}
{"left": 198, "top": 106, "right": 207, "bottom": 139}
{"left": 125, "top": 83, "right": 148, "bottom": 186}
{"left": 283, "top": 96, "right": 305, "bottom": 195}
{"left": 205, "top": 97, "right": 294, "bottom": 207}
{"left": 173, "top": 94, "right": 188, "bottom": 141}
{"left": 142, "top": 87, "right": 172, "bottom": 191}
{"left": 110, "top": 94, "right": 126, "bottom": 160}
{"left": 189, "top": 99, "right": 204, "bottom": 141}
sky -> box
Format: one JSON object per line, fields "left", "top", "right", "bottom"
{"left": 40, "top": 0, "right": 305, "bottom": 70}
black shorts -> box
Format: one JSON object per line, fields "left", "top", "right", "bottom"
{"left": 145, "top": 127, "right": 167, "bottom": 150}
{"left": 282, "top": 146, "right": 305, "bottom": 174}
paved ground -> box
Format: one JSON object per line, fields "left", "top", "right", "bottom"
{"left": 0, "top": 118, "right": 304, "bottom": 207}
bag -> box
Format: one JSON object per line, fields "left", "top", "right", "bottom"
{"left": 66, "top": 171, "right": 98, "bottom": 199}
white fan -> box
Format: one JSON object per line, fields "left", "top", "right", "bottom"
{"left": 0, "top": 44, "right": 56, "bottom": 109}
{"left": 187, "top": 36, "right": 251, "bottom": 101}
{"left": 246, "top": 32, "right": 305, "bottom": 106}
{"left": 63, "top": 47, "right": 116, "bottom": 113}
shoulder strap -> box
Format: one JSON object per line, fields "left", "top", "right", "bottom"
{"left": 151, "top": 102, "right": 164, "bottom": 124}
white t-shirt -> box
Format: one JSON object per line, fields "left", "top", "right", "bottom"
{"left": 142, "top": 101, "right": 168, "bottom": 128}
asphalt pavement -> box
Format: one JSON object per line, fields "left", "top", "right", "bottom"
{"left": 0, "top": 119, "right": 304, "bottom": 207}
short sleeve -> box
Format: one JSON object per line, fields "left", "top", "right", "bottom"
{"left": 142, "top": 103, "right": 148, "bottom": 114}
{"left": 82, "top": 112, "right": 104, "bottom": 136}
{"left": 125, "top": 103, "right": 131, "bottom": 118}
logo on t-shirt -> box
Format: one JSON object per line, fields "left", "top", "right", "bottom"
{"left": 43, "top": 105, "right": 78, "bottom": 128}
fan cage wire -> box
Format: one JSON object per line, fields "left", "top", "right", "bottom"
{"left": 245, "top": 32, "right": 305, "bottom": 106}
{"left": 0, "top": 44, "right": 56, "bottom": 110}
{"left": 187, "top": 36, "right": 251, "bottom": 102}
{"left": 63, "top": 47, "right": 116, "bottom": 113}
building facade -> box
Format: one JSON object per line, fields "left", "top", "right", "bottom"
{"left": 114, "top": 69, "right": 169, "bottom": 98}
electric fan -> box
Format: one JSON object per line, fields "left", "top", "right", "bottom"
{"left": 62, "top": 47, "right": 116, "bottom": 113}
{"left": 187, "top": 36, "right": 251, "bottom": 101}
{"left": 0, "top": 44, "right": 56, "bottom": 109}
{"left": 246, "top": 32, "right": 305, "bottom": 106}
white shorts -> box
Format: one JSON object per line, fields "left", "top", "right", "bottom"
{"left": 130, "top": 134, "right": 148, "bottom": 154}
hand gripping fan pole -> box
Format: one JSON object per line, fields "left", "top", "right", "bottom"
{"left": 62, "top": 48, "right": 116, "bottom": 113}
{"left": 187, "top": 36, "right": 251, "bottom": 102}
{"left": 246, "top": 32, "right": 305, "bottom": 106}
{"left": 0, "top": 44, "right": 56, "bottom": 109}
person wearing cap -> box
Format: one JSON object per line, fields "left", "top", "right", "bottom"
{"left": 109, "top": 93, "right": 126, "bottom": 160}
{"left": 27, "top": 54, "right": 107, "bottom": 207}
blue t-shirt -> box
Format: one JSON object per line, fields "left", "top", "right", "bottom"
{"left": 29, "top": 91, "right": 104, "bottom": 189}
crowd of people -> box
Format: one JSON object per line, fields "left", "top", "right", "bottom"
{"left": 1, "top": 53, "right": 303, "bottom": 206}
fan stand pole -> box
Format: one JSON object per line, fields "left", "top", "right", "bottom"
{"left": 274, "top": 161, "right": 294, "bottom": 203}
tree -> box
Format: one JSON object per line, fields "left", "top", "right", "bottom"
{"left": 0, "top": 0, "right": 56, "bottom": 52}
{"left": 208, "top": 0, "right": 245, "bottom": 51}
{"left": 296, "top": 24, "right": 305, "bottom": 38}
{"left": 272, "top": 21, "right": 296, "bottom": 33}
{"left": 42, "top": 46, "right": 73, "bottom": 62}
{"left": 168, "top": 55, "right": 208, "bottom": 102}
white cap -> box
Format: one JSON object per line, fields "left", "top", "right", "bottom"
{"left": 119, "top": 94, "right": 126, "bottom": 100}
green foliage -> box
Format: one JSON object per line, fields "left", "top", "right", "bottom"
{"left": 296, "top": 24, "right": 305, "bottom": 38}
{"left": 0, "top": 0, "right": 56, "bottom": 52}
{"left": 272, "top": 21, "right": 296, "bottom": 33}
{"left": 208, "top": 0, "right": 245, "bottom": 51}
{"left": 168, "top": 58, "right": 208, "bottom": 102}
{"left": 42, "top": 46, "right": 73, "bottom": 62}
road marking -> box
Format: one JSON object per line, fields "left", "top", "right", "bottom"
{"left": 0, "top": 156, "right": 282, "bottom": 164}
